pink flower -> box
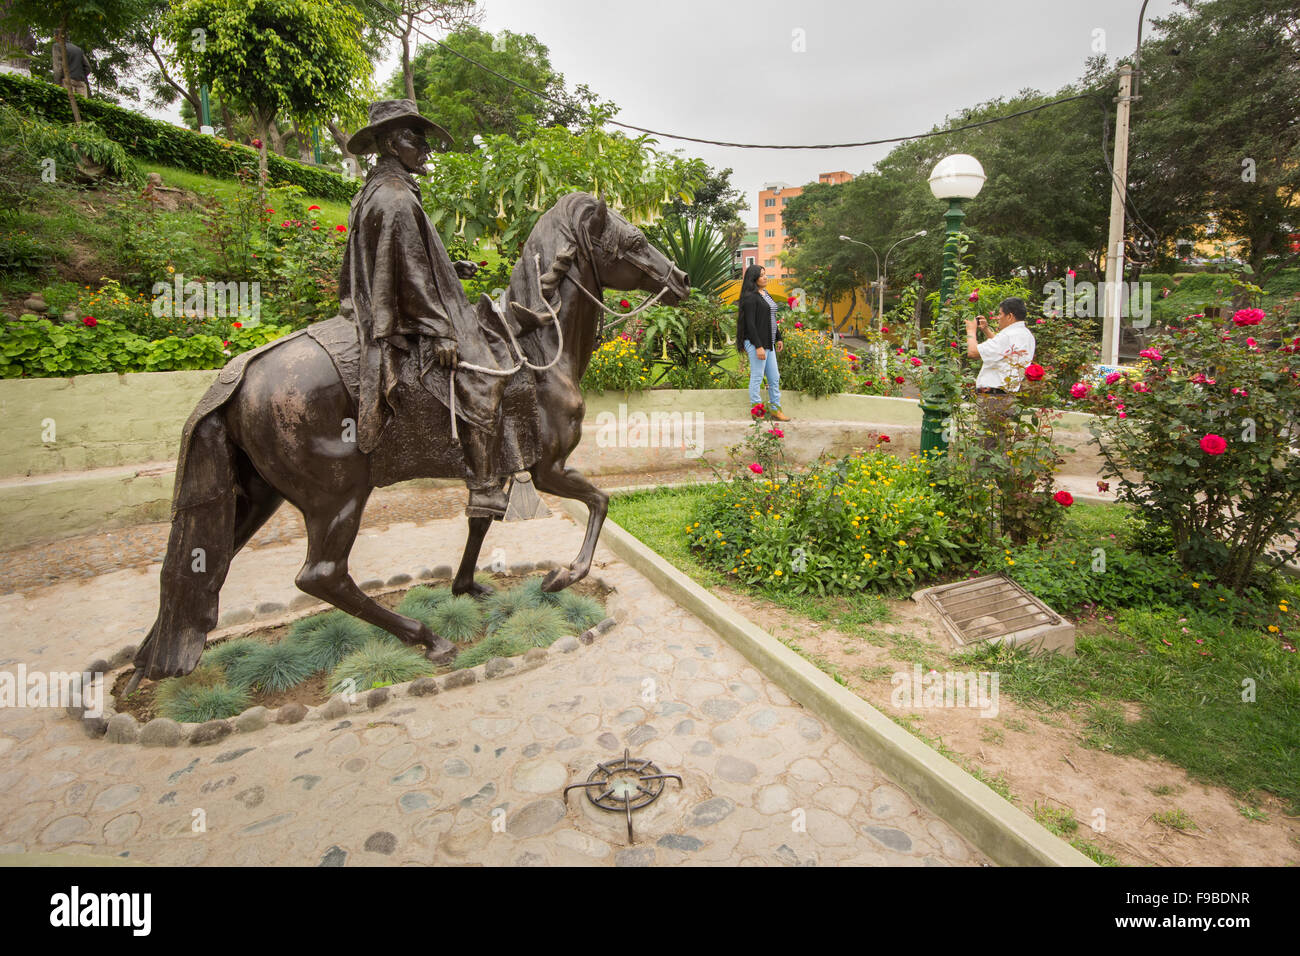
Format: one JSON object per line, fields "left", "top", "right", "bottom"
{"left": 909, "top": 357, "right": 922, "bottom": 367}
{"left": 794, "top": 322, "right": 803, "bottom": 329}
{"left": 1200, "top": 433, "right": 1227, "bottom": 455}
{"left": 1067, "top": 269, "right": 1076, "bottom": 277}
{"left": 282, "top": 220, "right": 291, "bottom": 228}
{"left": 968, "top": 290, "right": 979, "bottom": 302}
{"left": 1118, "top": 411, "right": 1127, "bottom": 419}
{"left": 1035, "top": 318, "right": 1044, "bottom": 324}
{"left": 1097, "top": 480, "right": 1109, "bottom": 492}
{"left": 787, "top": 295, "right": 797, "bottom": 307}
{"left": 768, "top": 428, "right": 784, "bottom": 438}
{"left": 1232, "top": 308, "right": 1265, "bottom": 326}
{"left": 1105, "top": 371, "right": 1121, "bottom": 385}
{"left": 1070, "top": 382, "right": 1089, "bottom": 398}
{"left": 1246, "top": 337, "right": 1258, "bottom": 348}
{"left": 1053, "top": 490, "right": 1074, "bottom": 506}
{"left": 749, "top": 463, "right": 763, "bottom": 474}
{"left": 1138, "top": 347, "right": 1163, "bottom": 361}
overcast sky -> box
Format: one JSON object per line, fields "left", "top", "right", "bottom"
{"left": 375, "top": 0, "right": 1181, "bottom": 228}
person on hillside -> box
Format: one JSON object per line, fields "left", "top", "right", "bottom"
{"left": 736, "top": 264, "right": 790, "bottom": 421}
{"left": 51, "top": 39, "right": 91, "bottom": 97}
{"left": 965, "top": 295, "right": 1035, "bottom": 445}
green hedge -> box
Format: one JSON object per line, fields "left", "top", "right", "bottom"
{"left": 0, "top": 72, "right": 358, "bottom": 203}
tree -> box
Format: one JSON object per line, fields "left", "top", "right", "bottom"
{"left": 663, "top": 164, "right": 748, "bottom": 247}
{"left": 1, "top": 0, "right": 151, "bottom": 122}
{"left": 168, "top": 0, "right": 372, "bottom": 184}
{"left": 1129, "top": 0, "right": 1300, "bottom": 282}
{"left": 370, "top": 0, "right": 479, "bottom": 103}
{"left": 423, "top": 123, "right": 707, "bottom": 254}
{"left": 386, "top": 24, "right": 618, "bottom": 148}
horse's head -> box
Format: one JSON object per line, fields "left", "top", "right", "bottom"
{"left": 576, "top": 194, "right": 690, "bottom": 305}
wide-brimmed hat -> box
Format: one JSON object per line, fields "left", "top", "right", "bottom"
{"left": 347, "top": 99, "right": 454, "bottom": 155}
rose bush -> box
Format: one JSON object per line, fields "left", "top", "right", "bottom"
{"left": 1087, "top": 307, "right": 1300, "bottom": 592}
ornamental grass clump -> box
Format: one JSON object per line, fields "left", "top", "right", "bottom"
{"left": 329, "top": 640, "right": 434, "bottom": 695}
{"left": 451, "top": 632, "right": 530, "bottom": 670}
{"left": 201, "top": 637, "right": 261, "bottom": 673}
{"left": 428, "top": 595, "right": 484, "bottom": 643}
{"left": 494, "top": 604, "right": 571, "bottom": 649}
{"left": 227, "top": 640, "right": 315, "bottom": 693}
{"left": 397, "top": 586, "right": 452, "bottom": 619}
{"left": 483, "top": 583, "right": 545, "bottom": 633}
{"left": 1086, "top": 304, "right": 1300, "bottom": 593}
{"left": 154, "top": 664, "right": 251, "bottom": 723}
{"left": 293, "top": 611, "right": 375, "bottom": 672}
{"left": 555, "top": 591, "right": 605, "bottom": 632}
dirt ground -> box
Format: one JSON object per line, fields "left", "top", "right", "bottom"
{"left": 718, "top": 588, "right": 1300, "bottom": 867}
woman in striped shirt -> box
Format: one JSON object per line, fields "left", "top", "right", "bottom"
{"left": 736, "top": 265, "right": 791, "bottom": 421}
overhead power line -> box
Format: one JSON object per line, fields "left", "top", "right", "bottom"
{"left": 360, "top": 0, "right": 1097, "bottom": 150}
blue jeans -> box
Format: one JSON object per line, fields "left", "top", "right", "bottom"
{"left": 743, "top": 340, "right": 781, "bottom": 409}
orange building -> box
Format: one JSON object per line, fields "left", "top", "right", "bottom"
{"left": 755, "top": 171, "right": 853, "bottom": 281}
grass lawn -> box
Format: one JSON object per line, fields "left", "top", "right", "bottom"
{"left": 609, "top": 483, "right": 1300, "bottom": 819}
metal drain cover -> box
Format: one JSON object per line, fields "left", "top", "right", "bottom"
{"left": 913, "top": 573, "right": 1075, "bottom": 655}
{"left": 563, "top": 749, "right": 682, "bottom": 843}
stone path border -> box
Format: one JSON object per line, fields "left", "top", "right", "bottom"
{"left": 558, "top": 496, "right": 1096, "bottom": 868}
{"left": 74, "top": 566, "right": 621, "bottom": 749}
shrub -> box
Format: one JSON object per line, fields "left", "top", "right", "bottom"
{"left": 0, "top": 104, "right": 140, "bottom": 186}
{"left": 292, "top": 612, "right": 376, "bottom": 672}
{"left": 0, "top": 72, "right": 357, "bottom": 202}
{"left": 692, "top": 447, "right": 962, "bottom": 594}
{"left": 773, "top": 327, "right": 855, "bottom": 398}
{"left": 227, "top": 640, "right": 315, "bottom": 692}
{"left": 581, "top": 334, "right": 650, "bottom": 392}
{"left": 330, "top": 640, "right": 434, "bottom": 694}
{"left": 555, "top": 591, "right": 605, "bottom": 632}
{"left": 1085, "top": 307, "right": 1300, "bottom": 592}
{"left": 427, "top": 595, "right": 484, "bottom": 643}
{"left": 494, "top": 604, "right": 572, "bottom": 648}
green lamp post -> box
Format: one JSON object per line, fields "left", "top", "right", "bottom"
{"left": 920, "top": 153, "right": 986, "bottom": 454}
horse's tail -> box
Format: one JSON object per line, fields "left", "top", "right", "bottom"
{"left": 129, "top": 409, "right": 240, "bottom": 687}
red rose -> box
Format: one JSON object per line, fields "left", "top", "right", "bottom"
{"left": 768, "top": 428, "right": 784, "bottom": 438}
{"left": 1024, "top": 363, "right": 1045, "bottom": 381}
{"left": 878, "top": 435, "right": 891, "bottom": 442}
{"left": 1053, "top": 490, "right": 1074, "bottom": 506}
{"left": 913, "top": 273, "right": 922, "bottom": 280}
{"left": 894, "top": 376, "right": 905, "bottom": 384}
{"left": 1097, "top": 481, "right": 1109, "bottom": 492}
{"left": 251, "top": 138, "right": 263, "bottom": 149}
{"left": 909, "top": 357, "right": 922, "bottom": 367}
{"left": 308, "top": 205, "right": 320, "bottom": 211}
{"left": 1232, "top": 308, "right": 1264, "bottom": 326}
{"left": 968, "top": 290, "right": 979, "bottom": 302}
{"left": 749, "top": 462, "right": 763, "bottom": 475}
{"left": 336, "top": 224, "right": 347, "bottom": 233}
{"left": 1199, "top": 433, "right": 1227, "bottom": 455}
{"left": 312, "top": 225, "right": 320, "bottom": 230}
{"left": 619, "top": 299, "right": 630, "bottom": 309}
{"left": 282, "top": 221, "right": 291, "bottom": 228}
{"left": 787, "top": 295, "right": 796, "bottom": 307}
{"left": 751, "top": 403, "right": 765, "bottom": 418}
{"left": 81, "top": 315, "right": 97, "bottom": 327}
{"left": 794, "top": 322, "right": 803, "bottom": 329}
{"left": 880, "top": 326, "right": 890, "bottom": 334}
{"left": 232, "top": 322, "right": 242, "bottom": 329}
{"left": 479, "top": 260, "right": 488, "bottom": 266}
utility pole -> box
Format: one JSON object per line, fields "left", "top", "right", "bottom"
{"left": 1101, "top": 65, "right": 1133, "bottom": 366}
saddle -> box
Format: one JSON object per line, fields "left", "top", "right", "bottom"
{"left": 305, "top": 316, "right": 543, "bottom": 489}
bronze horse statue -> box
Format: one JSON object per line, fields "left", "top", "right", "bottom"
{"left": 127, "top": 192, "right": 689, "bottom": 689}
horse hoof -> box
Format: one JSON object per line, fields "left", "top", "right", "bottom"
{"left": 541, "top": 567, "right": 575, "bottom": 593}
{"left": 424, "top": 639, "right": 457, "bottom": 666}
{"left": 453, "top": 580, "right": 495, "bottom": 599}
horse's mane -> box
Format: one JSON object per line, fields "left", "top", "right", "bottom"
{"left": 508, "top": 192, "right": 601, "bottom": 309}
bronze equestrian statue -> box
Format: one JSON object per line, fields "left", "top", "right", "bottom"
{"left": 126, "top": 100, "right": 690, "bottom": 690}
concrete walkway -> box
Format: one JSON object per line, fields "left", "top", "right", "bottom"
{"left": 0, "top": 511, "right": 984, "bottom": 866}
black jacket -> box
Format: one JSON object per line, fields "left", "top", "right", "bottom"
{"left": 737, "top": 290, "right": 783, "bottom": 352}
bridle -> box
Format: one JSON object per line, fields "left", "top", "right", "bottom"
{"left": 564, "top": 211, "right": 679, "bottom": 338}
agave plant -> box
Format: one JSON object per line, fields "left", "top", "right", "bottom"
{"left": 646, "top": 215, "right": 734, "bottom": 297}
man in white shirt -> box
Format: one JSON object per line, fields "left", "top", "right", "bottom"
{"left": 965, "top": 297, "right": 1035, "bottom": 447}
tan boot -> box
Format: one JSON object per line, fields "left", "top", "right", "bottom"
{"left": 769, "top": 408, "right": 791, "bottom": 422}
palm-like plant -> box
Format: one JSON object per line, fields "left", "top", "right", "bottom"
{"left": 647, "top": 215, "right": 734, "bottom": 298}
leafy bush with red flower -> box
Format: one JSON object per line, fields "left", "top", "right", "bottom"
{"left": 1086, "top": 305, "right": 1300, "bottom": 593}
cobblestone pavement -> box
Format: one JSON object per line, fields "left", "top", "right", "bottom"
{"left": 0, "top": 512, "right": 984, "bottom": 866}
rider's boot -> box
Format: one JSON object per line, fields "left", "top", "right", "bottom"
{"left": 462, "top": 425, "right": 509, "bottom": 519}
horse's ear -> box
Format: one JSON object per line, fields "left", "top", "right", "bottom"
{"left": 590, "top": 194, "right": 608, "bottom": 236}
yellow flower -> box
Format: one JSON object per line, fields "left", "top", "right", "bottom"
{"left": 774, "top": 569, "right": 782, "bottom": 576}
{"left": 1280, "top": 604, "right": 1289, "bottom": 613}
{"left": 1191, "top": 582, "right": 1200, "bottom": 589}
{"left": 1268, "top": 625, "right": 1279, "bottom": 633}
